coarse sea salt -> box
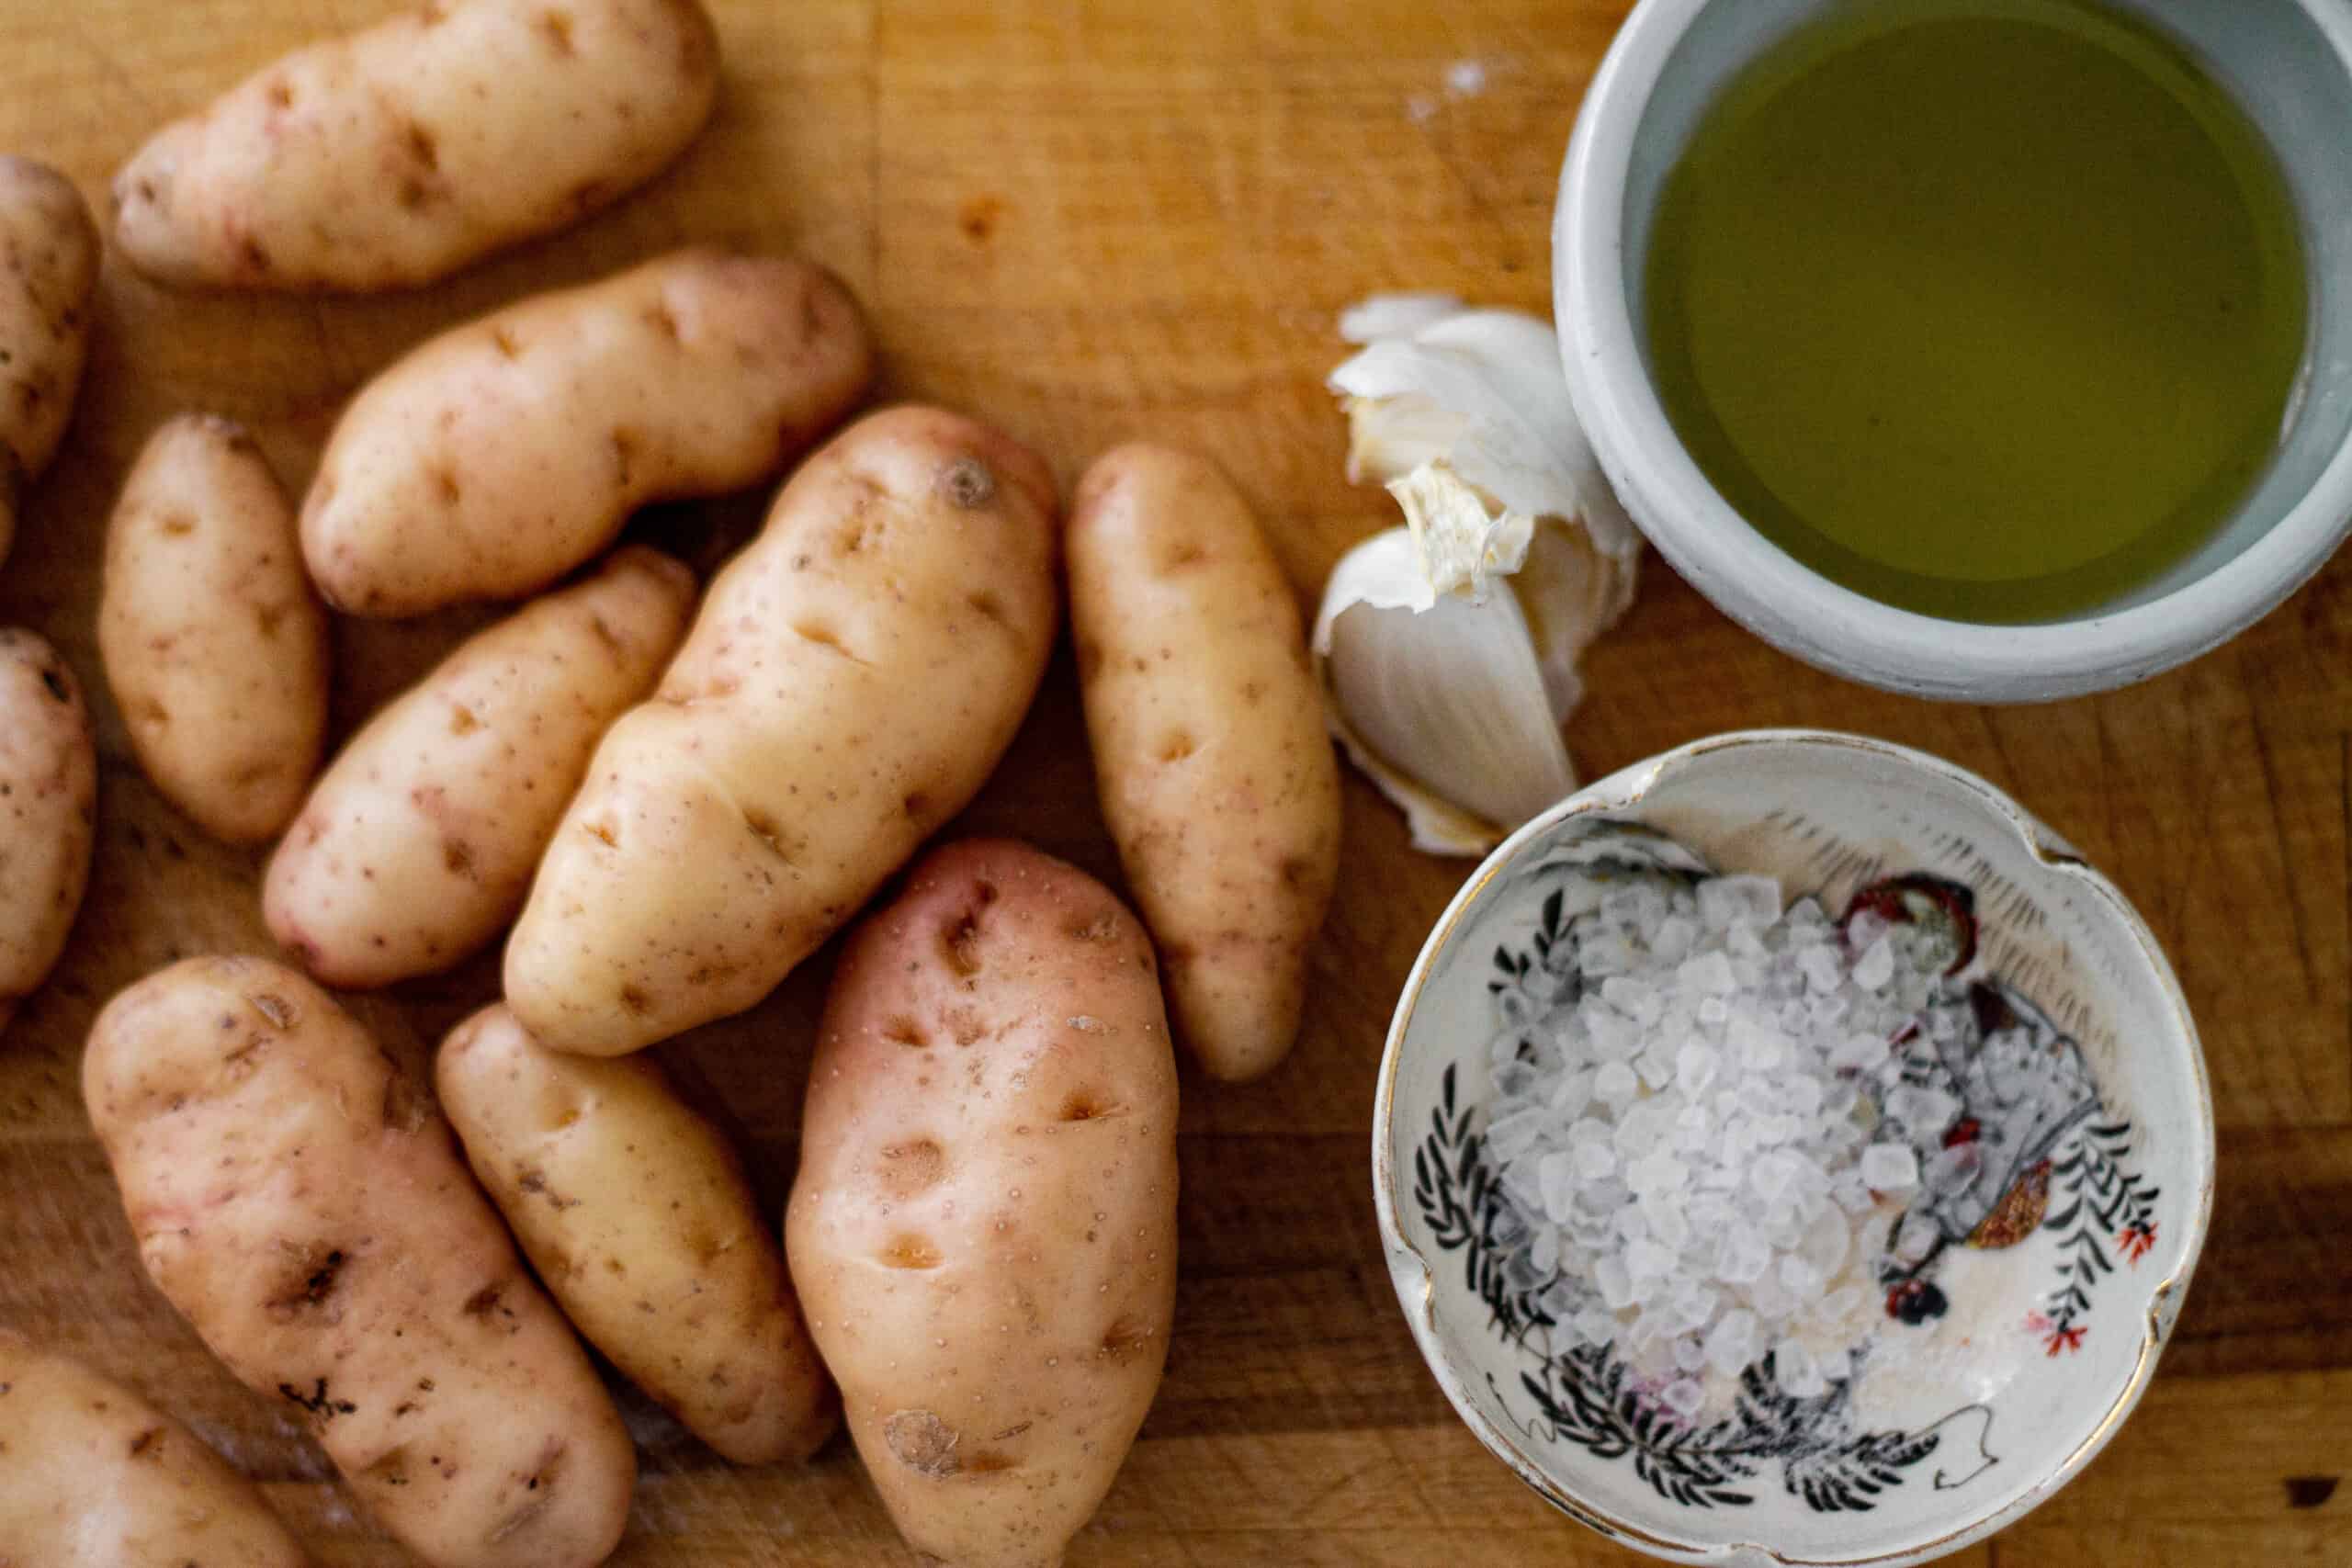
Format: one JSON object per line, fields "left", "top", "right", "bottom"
{"left": 1484, "top": 862, "right": 1955, "bottom": 1415}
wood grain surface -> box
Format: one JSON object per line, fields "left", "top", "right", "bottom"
{"left": 2, "top": 2, "right": 2346, "bottom": 1564}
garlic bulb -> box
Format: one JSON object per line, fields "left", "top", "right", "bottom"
{"left": 1315, "top": 296, "right": 1643, "bottom": 856}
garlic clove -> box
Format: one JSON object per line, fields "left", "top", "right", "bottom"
{"left": 1316, "top": 296, "right": 1646, "bottom": 857}
{"left": 1313, "top": 528, "right": 1577, "bottom": 856}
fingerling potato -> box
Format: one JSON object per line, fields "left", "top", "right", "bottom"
{"left": 0, "top": 629, "right": 96, "bottom": 1038}
{"left": 505, "top": 406, "right": 1059, "bottom": 1056}
{"left": 300, "top": 249, "right": 872, "bottom": 615}
{"left": 85, "top": 957, "right": 636, "bottom": 1568}
{"left": 787, "top": 839, "right": 1179, "bottom": 1568}
{"left": 112, "top": 0, "right": 719, "bottom": 292}
{"left": 1069, "top": 444, "right": 1340, "bottom": 1081}
{"left": 0, "top": 157, "right": 99, "bottom": 570}
{"left": 265, "top": 546, "right": 694, "bottom": 987}
{"left": 438, "top": 1003, "right": 836, "bottom": 1464}
{"left": 0, "top": 1331, "right": 308, "bottom": 1568}
{"left": 100, "top": 414, "right": 330, "bottom": 845}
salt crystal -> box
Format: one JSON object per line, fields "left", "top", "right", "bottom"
{"left": 1643, "top": 1191, "right": 1691, "bottom": 1250}
{"left": 1797, "top": 944, "right": 1845, "bottom": 993}
{"left": 1803, "top": 1210, "right": 1852, "bottom": 1276}
{"left": 1701, "top": 874, "right": 1783, "bottom": 927}
{"left": 1530, "top": 1225, "right": 1561, "bottom": 1275}
{"left": 1860, "top": 1143, "right": 1919, "bottom": 1190}
{"left": 1601, "top": 976, "right": 1663, "bottom": 1026}
{"left": 1539, "top": 1152, "right": 1578, "bottom": 1223}
{"left": 1575, "top": 1306, "right": 1621, "bottom": 1347}
{"left": 1485, "top": 1107, "right": 1551, "bottom": 1163}
{"left": 1661, "top": 1378, "right": 1708, "bottom": 1420}
{"left": 1635, "top": 1043, "right": 1677, "bottom": 1089}
{"left": 1593, "top": 1061, "right": 1640, "bottom": 1109}
{"left": 1749, "top": 1154, "right": 1794, "bottom": 1204}
{"left": 1909, "top": 1087, "right": 1960, "bottom": 1134}
{"left": 1567, "top": 1115, "right": 1613, "bottom": 1147}
{"left": 1627, "top": 1149, "right": 1689, "bottom": 1197}
{"left": 1815, "top": 1347, "right": 1852, "bottom": 1383}
{"left": 1815, "top": 1284, "right": 1866, "bottom": 1324}
{"left": 1626, "top": 1237, "right": 1674, "bottom": 1279}
{"left": 1670, "top": 1283, "right": 1719, "bottom": 1332}
{"left": 1783, "top": 1075, "right": 1825, "bottom": 1118}
{"left": 1829, "top": 1031, "right": 1887, "bottom": 1071}
{"left": 1716, "top": 1229, "right": 1770, "bottom": 1285}
{"left": 1673, "top": 1337, "right": 1709, "bottom": 1373}
{"left": 1852, "top": 936, "right": 1896, "bottom": 991}
{"left": 1704, "top": 1308, "right": 1758, "bottom": 1375}
{"left": 1585, "top": 1005, "right": 1641, "bottom": 1061}
{"left": 1574, "top": 1142, "right": 1617, "bottom": 1180}
{"left": 1748, "top": 1270, "right": 1794, "bottom": 1319}
{"left": 1774, "top": 1339, "right": 1825, "bottom": 1398}
{"left": 1677, "top": 951, "right": 1739, "bottom": 996}
{"left": 1595, "top": 1256, "right": 1634, "bottom": 1309}
{"left": 1697, "top": 995, "right": 1731, "bottom": 1027}
{"left": 1924, "top": 1142, "right": 1983, "bottom": 1195}
{"left": 1778, "top": 1255, "right": 1824, "bottom": 1297}
{"left": 1649, "top": 915, "right": 1698, "bottom": 963}
{"left": 1675, "top": 1043, "right": 1720, "bottom": 1097}
{"left": 1580, "top": 931, "right": 1636, "bottom": 976}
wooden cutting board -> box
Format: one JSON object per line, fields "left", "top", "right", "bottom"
{"left": 1, "top": 3, "right": 2346, "bottom": 1563}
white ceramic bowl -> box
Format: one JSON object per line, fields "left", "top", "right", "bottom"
{"left": 1555, "top": 0, "right": 2352, "bottom": 701}
{"left": 1372, "top": 730, "right": 2214, "bottom": 1566}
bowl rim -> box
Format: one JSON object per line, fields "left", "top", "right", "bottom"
{"left": 1369, "top": 728, "right": 2218, "bottom": 1565}
{"left": 1551, "top": 0, "right": 2352, "bottom": 703}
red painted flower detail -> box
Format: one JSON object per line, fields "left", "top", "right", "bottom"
{"left": 2119, "top": 1224, "right": 2157, "bottom": 1264}
{"left": 2042, "top": 1324, "right": 2087, "bottom": 1357}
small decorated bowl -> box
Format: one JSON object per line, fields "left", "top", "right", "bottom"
{"left": 1372, "top": 729, "right": 2212, "bottom": 1567}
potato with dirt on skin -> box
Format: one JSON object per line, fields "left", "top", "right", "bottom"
{"left": 0, "top": 156, "right": 98, "bottom": 571}
{"left": 787, "top": 839, "right": 1179, "bottom": 1568}
{"left": 100, "top": 413, "right": 330, "bottom": 845}
{"left": 112, "top": 0, "right": 720, "bottom": 293}
{"left": 265, "top": 546, "right": 694, "bottom": 987}
{"left": 300, "top": 248, "right": 873, "bottom": 616}
{"left": 1068, "top": 443, "right": 1341, "bottom": 1082}
{"left": 0, "top": 1331, "right": 309, "bottom": 1567}
{"left": 84, "top": 956, "right": 636, "bottom": 1568}
{"left": 437, "top": 1003, "right": 837, "bottom": 1465}
{"left": 505, "top": 406, "right": 1060, "bottom": 1057}
{"left": 0, "top": 629, "right": 96, "bottom": 1039}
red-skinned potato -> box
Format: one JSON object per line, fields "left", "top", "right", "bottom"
{"left": 265, "top": 546, "right": 695, "bottom": 987}
{"left": 1068, "top": 443, "right": 1340, "bottom": 1081}
{"left": 438, "top": 1004, "right": 837, "bottom": 1464}
{"left": 0, "top": 1332, "right": 309, "bottom": 1567}
{"left": 787, "top": 839, "right": 1179, "bottom": 1568}
{"left": 0, "top": 628, "right": 96, "bottom": 1038}
{"left": 100, "top": 413, "right": 330, "bottom": 845}
{"left": 111, "top": 0, "right": 720, "bottom": 292}
{"left": 300, "top": 248, "right": 873, "bottom": 615}
{"left": 506, "top": 407, "right": 1060, "bottom": 1056}
{"left": 84, "top": 957, "right": 635, "bottom": 1568}
{"left": 0, "top": 156, "right": 98, "bottom": 571}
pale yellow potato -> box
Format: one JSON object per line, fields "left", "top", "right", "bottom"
{"left": 505, "top": 406, "right": 1059, "bottom": 1056}
{"left": 100, "top": 414, "right": 330, "bottom": 845}
{"left": 787, "top": 840, "right": 1179, "bottom": 1568}
{"left": 1068, "top": 444, "right": 1341, "bottom": 1081}
{"left": 437, "top": 1004, "right": 837, "bottom": 1464}
{"left": 0, "top": 629, "right": 96, "bottom": 1039}
{"left": 0, "top": 1331, "right": 309, "bottom": 1568}
{"left": 111, "top": 0, "right": 719, "bottom": 292}
{"left": 84, "top": 957, "right": 636, "bottom": 1568}
{"left": 264, "top": 546, "right": 693, "bottom": 987}
{"left": 300, "top": 248, "right": 872, "bottom": 616}
{"left": 0, "top": 157, "right": 99, "bottom": 570}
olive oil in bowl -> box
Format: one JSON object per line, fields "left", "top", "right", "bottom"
{"left": 1643, "top": 0, "right": 2310, "bottom": 624}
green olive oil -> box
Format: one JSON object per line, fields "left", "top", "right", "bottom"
{"left": 1643, "top": 0, "right": 2309, "bottom": 623}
